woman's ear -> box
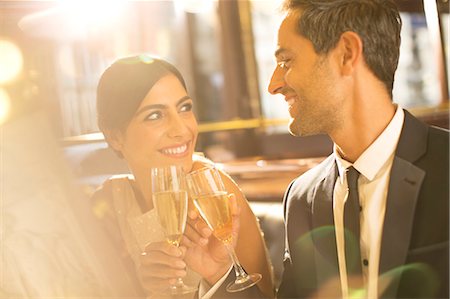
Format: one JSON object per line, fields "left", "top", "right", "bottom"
{"left": 336, "top": 31, "right": 363, "bottom": 76}
{"left": 103, "top": 129, "right": 124, "bottom": 153}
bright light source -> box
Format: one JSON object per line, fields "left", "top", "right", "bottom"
{"left": 58, "top": 0, "right": 126, "bottom": 33}
{"left": 423, "top": 0, "right": 440, "bottom": 42}
{"left": 0, "top": 40, "right": 23, "bottom": 84}
{"left": 174, "top": 0, "right": 215, "bottom": 14}
{"left": 19, "top": 0, "right": 128, "bottom": 40}
{"left": 0, "top": 88, "right": 11, "bottom": 125}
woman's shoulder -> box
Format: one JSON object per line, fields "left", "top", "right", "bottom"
{"left": 191, "top": 153, "right": 234, "bottom": 182}
{"left": 92, "top": 174, "right": 132, "bottom": 193}
{"left": 192, "top": 153, "right": 214, "bottom": 170}
{"left": 91, "top": 174, "right": 135, "bottom": 211}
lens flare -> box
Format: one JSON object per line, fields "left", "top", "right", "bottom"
{"left": 0, "top": 88, "right": 11, "bottom": 125}
{"left": 0, "top": 40, "right": 23, "bottom": 84}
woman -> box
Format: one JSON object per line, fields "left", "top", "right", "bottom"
{"left": 93, "top": 55, "right": 274, "bottom": 298}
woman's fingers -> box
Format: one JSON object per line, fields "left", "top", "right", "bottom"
{"left": 139, "top": 262, "right": 187, "bottom": 279}
{"left": 143, "top": 241, "right": 183, "bottom": 256}
{"left": 140, "top": 241, "right": 185, "bottom": 269}
{"left": 138, "top": 242, "right": 187, "bottom": 294}
{"left": 140, "top": 250, "right": 186, "bottom": 268}
{"left": 141, "top": 277, "right": 176, "bottom": 294}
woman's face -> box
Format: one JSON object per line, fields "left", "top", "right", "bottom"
{"left": 111, "top": 73, "right": 198, "bottom": 177}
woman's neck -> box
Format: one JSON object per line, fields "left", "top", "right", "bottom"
{"left": 131, "top": 177, "right": 153, "bottom": 212}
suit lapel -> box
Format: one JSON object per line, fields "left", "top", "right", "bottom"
{"left": 311, "top": 159, "right": 341, "bottom": 288}
{"left": 379, "top": 110, "right": 428, "bottom": 298}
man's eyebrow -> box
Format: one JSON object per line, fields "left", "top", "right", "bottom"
{"left": 275, "top": 48, "right": 287, "bottom": 58}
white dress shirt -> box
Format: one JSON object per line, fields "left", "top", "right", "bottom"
{"left": 333, "top": 106, "right": 404, "bottom": 298}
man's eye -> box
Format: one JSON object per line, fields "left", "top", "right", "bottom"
{"left": 145, "top": 111, "right": 162, "bottom": 121}
{"left": 180, "top": 102, "right": 193, "bottom": 112}
{"left": 278, "top": 60, "right": 290, "bottom": 69}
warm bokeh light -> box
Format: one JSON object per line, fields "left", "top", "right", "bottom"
{"left": 18, "top": 0, "right": 128, "bottom": 40}
{"left": 58, "top": 0, "right": 126, "bottom": 32}
{"left": 0, "top": 40, "right": 23, "bottom": 84}
{"left": 0, "top": 88, "right": 12, "bottom": 125}
{"left": 174, "top": 0, "right": 215, "bottom": 14}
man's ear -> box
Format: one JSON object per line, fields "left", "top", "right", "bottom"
{"left": 336, "top": 31, "right": 363, "bottom": 76}
{"left": 103, "top": 129, "right": 124, "bottom": 153}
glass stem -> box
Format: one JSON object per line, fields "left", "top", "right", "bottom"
{"left": 224, "top": 242, "right": 249, "bottom": 283}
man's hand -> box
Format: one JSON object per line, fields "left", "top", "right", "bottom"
{"left": 182, "top": 194, "right": 241, "bottom": 285}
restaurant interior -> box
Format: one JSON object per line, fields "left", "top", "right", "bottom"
{"left": 1, "top": 0, "right": 449, "bottom": 291}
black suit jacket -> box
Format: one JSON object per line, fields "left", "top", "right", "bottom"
{"left": 278, "top": 110, "right": 449, "bottom": 298}
{"left": 212, "top": 110, "right": 449, "bottom": 298}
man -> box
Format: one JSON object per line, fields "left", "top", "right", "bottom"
{"left": 184, "top": 0, "right": 449, "bottom": 298}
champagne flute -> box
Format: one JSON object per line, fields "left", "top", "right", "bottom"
{"left": 151, "top": 165, "right": 197, "bottom": 295}
{"left": 187, "top": 166, "right": 262, "bottom": 293}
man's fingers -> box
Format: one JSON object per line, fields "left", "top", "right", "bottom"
{"left": 188, "top": 208, "right": 199, "bottom": 220}
{"left": 184, "top": 215, "right": 211, "bottom": 246}
{"left": 228, "top": 193, "right": 240, "bottom": 216}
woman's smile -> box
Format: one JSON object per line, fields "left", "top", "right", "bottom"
{"left": 159, "top": 141, "right": 191, "bottom": 157}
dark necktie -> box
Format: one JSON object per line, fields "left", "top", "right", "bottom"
{"left": 344, "top": 166, "right": 363, "bottom": 289}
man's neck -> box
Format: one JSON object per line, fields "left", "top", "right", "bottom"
{"left": 333, "top": 103, "right": 397, "bottom": 163}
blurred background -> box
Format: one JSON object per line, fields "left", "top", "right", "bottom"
{"left": 1, "top": 0, "right": 448, "bottom": 195}
{"left": 0, "top": 0, "right": 449, "bottom": 290}
{"left": 1, "top": 0, "right": 448, "bottom": 154}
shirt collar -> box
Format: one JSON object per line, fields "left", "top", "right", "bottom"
{"left": 334, "top": 105, "right": 404, "bottom": 182}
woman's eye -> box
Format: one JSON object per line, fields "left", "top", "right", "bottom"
{"left": 180, "top": 102, "right": 193, "bottom": 112}
{"left": 145, "top": 111, "right": 162, "bottom": 121}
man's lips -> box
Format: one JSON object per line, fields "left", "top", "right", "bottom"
{"left": 285, "top": 96, "right": 297, "bottom": 106}
{"left": 285, "top": 96, "right": 299, "bottom": 117}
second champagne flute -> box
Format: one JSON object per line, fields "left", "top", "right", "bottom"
{"left": 151, "top": 165, "right": 197, "bottom": 296}
{"left": 187, "top": 166, "right": 262, "bottom": 293}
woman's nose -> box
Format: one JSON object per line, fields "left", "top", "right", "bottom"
{"left": 167, "top": 114, "right": 189, "bottom": 138}
{"left": 268, "top": 66, "right": 285, "bottom": 95}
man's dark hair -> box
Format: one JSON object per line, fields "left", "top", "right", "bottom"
{"left": 282, "top": 0, "right": 402, "bottom": 96}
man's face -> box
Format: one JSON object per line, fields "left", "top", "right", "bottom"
{"left": 268, "top": 11, "right": 344, "bottom": 137}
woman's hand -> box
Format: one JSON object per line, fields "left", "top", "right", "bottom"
{"left": 182, "top": 194, "right": 241, "bottom": 285}
{"left": 138, "top": 241, "right": 187, "bottom": 295}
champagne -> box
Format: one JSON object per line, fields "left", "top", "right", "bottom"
{"left": 187, "top": 167, "right": 262, "bottom": 292}
{"left": 153, "top": 190, "right": 188, "bottom": 246}
{"left": 193, "top": 191, "right": 233, "bottom": 243}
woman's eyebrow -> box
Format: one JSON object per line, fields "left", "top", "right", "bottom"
{"left": 176, "top": 95, "right": 191, "bottom": 106}
{"left": 135, "top": 104, "right": 166, "bottom": 116}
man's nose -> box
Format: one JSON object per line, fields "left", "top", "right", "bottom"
{"left": 268, "top": 66, "right": 285, "bottom": 95}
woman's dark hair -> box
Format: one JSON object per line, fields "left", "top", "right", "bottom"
{"left": 97, "top": 55, "right": 186, "bottom": 132}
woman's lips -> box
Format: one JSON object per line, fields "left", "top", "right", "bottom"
{"left": 159, "top": 142, "right": 189, "bottom": 157}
